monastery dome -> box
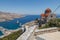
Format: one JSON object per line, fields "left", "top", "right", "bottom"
{"left": 45, "top": 8, "right": 51, "bottom": 13}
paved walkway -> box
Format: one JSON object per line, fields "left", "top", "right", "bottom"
{"left": 35, "top": 31, "right": 60, "bottom": 40}
{"left": 17, "top": 25, "right": 37, "bottom": 40}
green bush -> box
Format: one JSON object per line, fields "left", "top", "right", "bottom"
{"left": 56, "top": 18, "right": 60, "bottom": 22}
{"left": 39, "top": 24, "right": 50, "bottom": 29}
{"left": 0, "top": 30, "right": 23, "bottom": 40}
{"left": 39, "top": 18, "right": 60, "bottom": 29}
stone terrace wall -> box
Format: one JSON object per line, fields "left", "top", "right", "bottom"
{"left": 35, "top": 27, "right": 58, "bottom": 35}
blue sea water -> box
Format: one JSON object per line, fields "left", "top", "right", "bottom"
{"left": 0, "top": 15, "right": 40, "bottom": 29}
{"left": 0, "top": 15, "right": 40, "bottom": 36}
{"left": 56, "top": 14, "right": 60, "bottom": 18}
{"left": 0, "top": 31, "right": 3, "bottom": 36}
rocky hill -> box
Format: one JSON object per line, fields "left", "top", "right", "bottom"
{"left": 0, "top": 11, "right": 24, "bottom": 22}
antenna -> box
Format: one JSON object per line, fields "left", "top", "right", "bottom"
{"left": 53, "top": 5, "right": 60, "bottom": 13}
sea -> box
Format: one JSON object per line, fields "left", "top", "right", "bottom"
{"left": 0, "top": 15, "right": 40, "bottom": 36}
{"left": 0, "top": 15, "right": 60, "bottom": 36}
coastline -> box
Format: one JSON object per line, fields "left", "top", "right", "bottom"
{"left": 0, "top": 13, "right": 26, "bottom": 22}
{"left": 0, "top": 15, "right": 26, "bottom": 38}
{"left": 0, "top": 20, "right": 35, "bottom": 38}
{"left": 0, "top": 26, "right": 25, "bottom": 38}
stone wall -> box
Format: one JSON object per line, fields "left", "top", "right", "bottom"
{"left": 35, "top": 27, "right": 58, "bottom": 35}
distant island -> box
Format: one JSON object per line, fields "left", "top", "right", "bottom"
{"left": 0, "top": 11, "right": 25, "bottom": 22}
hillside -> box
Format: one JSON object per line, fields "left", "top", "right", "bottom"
{"left": 0, "top": 11, "right": 24, "bottom": 22}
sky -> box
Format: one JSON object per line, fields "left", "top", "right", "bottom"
{"left": 0, "top": 0, "right": 60, "bottom": 15}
